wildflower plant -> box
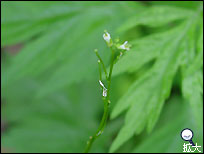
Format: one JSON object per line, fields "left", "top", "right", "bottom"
{"left": 1, "top": 2, "right": 203, "bottom": 153}
{"left": 84, "top": 31, "right": 131, "bottom": 153}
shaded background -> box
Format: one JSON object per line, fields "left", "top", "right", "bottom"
{"left": 1, "top": 1, "right": 203, "bottom": 153}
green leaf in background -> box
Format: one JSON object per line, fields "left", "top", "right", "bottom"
{"left": 112, "top": 23, "right": 184, "bottom": 77}
{"left": 1, "top": 79, "right": 122, "bottom": 153}
{"left": 1, "top": 1, "right": 145, "bottom": 98}
{"left": 181, "top": 18, "right": 203, "bottom": 129}
{"left": 1, "top": 1, "right": 203, "bottom": 153}
{"left": 109, "top": 6, "right": 203, "bottom": 152}
{"left": 1, "top": 1, "right": 82, "bottom": 46}
{"left": 117, "top": 6, "right": 193, "bottom": 33}
{"left": 132, "top": 96, "right": 203, "bottom": 153}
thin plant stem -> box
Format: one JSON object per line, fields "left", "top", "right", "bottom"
{"left": 94, "top": 50, "right": 108, "bottom": 80}
{"left": 84, "top": 49, "right": 115, "bottom": 153}
{"left": 98, "top": 60, "right": 102, "bottom": 81}
{"left": 107, "top": 49, "right": 115, "bottom": 92}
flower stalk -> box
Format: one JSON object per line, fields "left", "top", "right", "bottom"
{"left": 84, "top": 31, "right": 130, "bottom": 153}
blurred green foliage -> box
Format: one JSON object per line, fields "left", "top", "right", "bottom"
{"left": 1, "top": 1, "right": 203, "bottom": 153}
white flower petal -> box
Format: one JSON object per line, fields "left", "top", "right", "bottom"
{"left": 118, "top": 41, "right": 130, "bottom": 51}
{"left": 103, "top": 32, "right": 111, "bottom": 43}
{"left": 124, "top": 41, "right": 128, "bottom": 45}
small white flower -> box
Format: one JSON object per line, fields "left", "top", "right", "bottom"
{"left": 103, "top": 32, "right": 111, "bottom": 43}
{"left": 118, "top": 41, "right": 130, "bottom": 51}
{"left": 103, "top": 31, "right": 113, "bottom": 47}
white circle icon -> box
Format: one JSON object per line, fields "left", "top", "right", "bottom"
{"left": 181, "top": 128, "right": 193, "bottom": 141}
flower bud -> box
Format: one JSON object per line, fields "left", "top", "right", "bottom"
{"left": 103, "top": 31, "right": 113, "bottom": 47}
